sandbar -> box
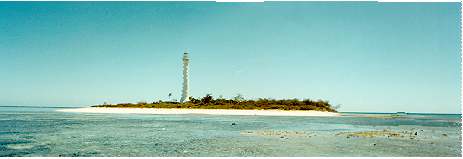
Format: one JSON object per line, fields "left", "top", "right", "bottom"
{"left": 56, "top": 107, "right": 340, "bottom": 117}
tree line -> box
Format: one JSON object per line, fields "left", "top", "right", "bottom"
{"left": 94, "top": 94, "right": 338, "bottom": 112}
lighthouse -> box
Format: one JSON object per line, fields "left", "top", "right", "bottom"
{"left": 180, "top": 51, "right": 190, "bottom": 103}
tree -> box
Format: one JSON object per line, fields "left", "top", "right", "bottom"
{"left": 189, "top": 96, "right": 200, "bottom": 104}
{"left": 233, "top": 94, "right": 244, "bottom": 102}
{"left": 201, "top": 94, "right": 214, "bottom": 105}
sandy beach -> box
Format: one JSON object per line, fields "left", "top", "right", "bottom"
{"left": 56, "top": 107, "right": 340, "bottom": 117}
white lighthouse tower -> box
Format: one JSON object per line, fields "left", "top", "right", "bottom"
{"left": 180, "top": 51, "right": 190, "bottom": 103}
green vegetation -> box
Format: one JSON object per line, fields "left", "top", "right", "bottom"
{"left": 92, "top": 94, "right": 338, "bottom": 112}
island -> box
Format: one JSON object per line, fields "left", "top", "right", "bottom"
{"left": 57, "top": 94, "right": 340, "bottom": 116}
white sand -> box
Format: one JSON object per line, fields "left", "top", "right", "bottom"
{"left": 56, "top": 107, "right": 340, "bottom": 117}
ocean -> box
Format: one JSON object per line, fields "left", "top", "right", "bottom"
{"left": 0, "top": 106, "right": 461, "bottom": 157}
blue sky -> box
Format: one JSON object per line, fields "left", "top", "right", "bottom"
{"left": 0, "top": 2, "right": 460, "bottom": 113}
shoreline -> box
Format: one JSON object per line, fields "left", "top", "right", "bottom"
{"left": 56, "top": 107, "right": 340, "bottom": 117}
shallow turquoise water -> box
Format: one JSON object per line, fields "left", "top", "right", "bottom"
{"left": 0, "top": 106, "right": 461, "bottom": 157}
